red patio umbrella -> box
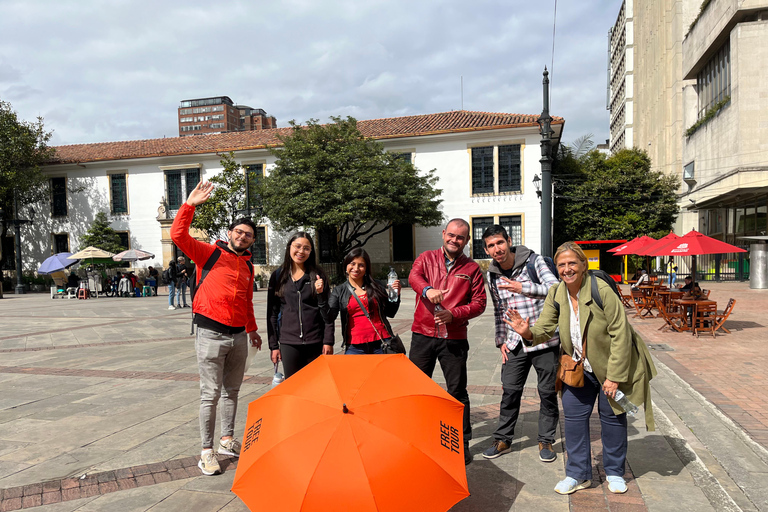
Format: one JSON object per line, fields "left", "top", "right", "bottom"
{"left": 647, "top": 229, "right": 746, "bottom": 284}
{"left": 635, "top": 232, "right": 680, "bottom": 256}
{"left": 611, "top": 235, "right": 657, "bottom": 256}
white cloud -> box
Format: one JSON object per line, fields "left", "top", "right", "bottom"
{"left": 0, "top": 0, "right": 622, "bottom": 146}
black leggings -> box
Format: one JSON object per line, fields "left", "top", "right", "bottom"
{"left": 280, "top": 343, "right": 323, "bottom": 378}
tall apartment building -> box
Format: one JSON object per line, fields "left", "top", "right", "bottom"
{"left": 178, "top": 96, "right": 276, "bottom": 136}
{"left": 608, "top": 0, "right": 687, "bottom": 177}
{"left": 607, "top": 0, "right": 633, "bottom": 153}
{"left": 608, "top": 0, "right": 768, "bottom": 269}
{"left": 681, "top": 1, "right": 768, "bottom": 243}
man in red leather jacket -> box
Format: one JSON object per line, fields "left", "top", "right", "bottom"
{"left": 408, "top": 218, "right": 487, "bottom": 465}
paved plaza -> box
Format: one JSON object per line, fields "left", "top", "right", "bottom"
{"left": 1, "top": 281, "right": 768, "bottom": 511}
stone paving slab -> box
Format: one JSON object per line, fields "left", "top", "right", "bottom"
{"left": 1, "top": 283, "right": 767, "bottom": 511}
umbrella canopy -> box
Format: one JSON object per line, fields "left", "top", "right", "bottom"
{"left": 647, "top": 230, "right": 746, "bottom": 285}
{"left": 232, "top": 354, "right": 469, "bottom": 512}
{"left": 647, "top": 229, "right": 747, "bottom": 256}
{"left": 112, "top": 249, "right": 155, "bottom": 262}
{"left": 635, "top": 232, "right": 680, "bottom": 256}
{"left": 37, "top": 252, "right": 78, "bottom": 275}
{"left": 68, "top": 246, "right": 115, "bottom": 260}
{"left": 611, "top": 235, "right": 657, "bottom": 256}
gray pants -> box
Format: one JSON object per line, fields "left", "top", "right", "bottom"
{"left": 195, "top": 327, "right": 248, "bottom": 449}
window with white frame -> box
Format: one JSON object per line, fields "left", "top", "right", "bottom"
{"left": 110, "top": 173, "right": 128, "bottom": 214}
{"left": 470, "top": 144, "right": 522, "bottom": 195}
{"left": 471, "top": 214, "right": 523, "bottom": 259}
{"left": 51, "top": 177, "right": 67, "bottom": 216}
{"left": 165, "top": 168, "right": 200, "bottom": 210}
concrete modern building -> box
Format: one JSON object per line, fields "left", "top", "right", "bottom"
{"left": 607, "top": 0, "right": 634, "bottom": 154}
{"left": 608, "top": 0, "right": 768, "bottom": 277}
{"left": 680, "top": 1, "right": 768, "bottom": 245}
{"left": 22, "top": 111, "right": 563, "bottom": 278}
{"left": 178, "top": 96, "right": 276, "bottom": 137}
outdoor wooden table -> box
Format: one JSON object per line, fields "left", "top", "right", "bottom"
{"left": 658, "top": 290, "right": 683, "bottom": 312}
{"left": 673, "top": 299, "right": 717, "bottom": 335}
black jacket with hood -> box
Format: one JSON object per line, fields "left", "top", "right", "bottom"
{"left": 266, "top": 270, "right": 335, "bottom": 351}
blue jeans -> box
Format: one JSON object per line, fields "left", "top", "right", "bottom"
{"left": 669, "top": 273, "right": 676, "bottom": 287}
{"left": 560, "top": 371, "right": 627, "bottom": 480}
{"left": 168, "top": 281, "right": 176, "bottom": 306}
{"left": 176, "top": 279, "right": 188, "bottom": 306}
{"left": 345, "top": 340, "right": 383, "bottom": 354}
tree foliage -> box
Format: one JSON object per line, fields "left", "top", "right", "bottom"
{"left": 553, "top": 147, "right": 679, "bottom": 246}
{"left": 79, "top": 212, "right": 125, "bottom": 253}
{"left": 191, "top": 152, "right": 262, "bottom": 241}
{"left": 0, "top": 100, "right": 55, "bottom": 297}
{"left": 261, "top": 116, "right": 444, "bottom": 274}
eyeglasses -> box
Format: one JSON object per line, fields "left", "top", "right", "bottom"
{"left": 232, "top": 228, "right": 254, "bottom": 240}
{"left": 291, "top": 243, "right": 312, "bottom": 253}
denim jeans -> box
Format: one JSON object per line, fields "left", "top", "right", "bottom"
{"left": 176, "top": 279, "right": 188, "bottom": 307}
{"left": 195, "top": 327, "right": 248, "bottom": 449}
{"left": 344, "top": 340, "right": 383, "bottom": 355}
{"left": 560, "top": 371, "right": 627, "bottom": 480}
{"left": 168, "top": 281, "right": 176, "bottom": 306}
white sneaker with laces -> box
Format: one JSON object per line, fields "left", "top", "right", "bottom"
{"left": 219, "top": 438, "right": 241, "bottom": 458}
{"left": 198, "top": 450, "right": 221, "bottom": 476}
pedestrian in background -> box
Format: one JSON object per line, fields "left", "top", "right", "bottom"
{"left": 408, "top": 218, "right": 487, "bottom": 465}
{"left": 267, "top": 232, "right": 334, "bottom": 378}
{"left": 148, "top": 266, "right": 159, "bottom": 296}
{"left": 318, "top": 248, "right": 400, "bottom": 354}
{"left": 506, "top": 241, "right": 656, "bottom": 495}
{"left": 171, "top": 181, "right": 263, "bottom": 477}
{"left": 166, "top": 260, "right": 178, "bottom": 310}
{"left": 176, "top": 256, "right": 190, "bottom": 308}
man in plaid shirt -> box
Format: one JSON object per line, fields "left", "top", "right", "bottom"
{"left": 481, "top": 225, "right": 560, "bottom": 462}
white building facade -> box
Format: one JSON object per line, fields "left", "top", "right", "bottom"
{"left": 21, "top": 111, "right": 563, "bottom": 279}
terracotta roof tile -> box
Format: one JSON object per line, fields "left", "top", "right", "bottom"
{"left": 50, "top": 110, "right": 564, "bottom": 165}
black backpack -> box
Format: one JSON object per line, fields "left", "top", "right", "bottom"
{"left": 526, "top": 253, "right": 558, "bottom": 285}
{"left": 553, "top": 269, "right": 621, "bottom": 312}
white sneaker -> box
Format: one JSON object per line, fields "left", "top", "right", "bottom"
{"left": 168, "top": 305, "right": 176, "bottom": 310}
{"left": 198, "top": 451, "right": 221, "bottom": 476}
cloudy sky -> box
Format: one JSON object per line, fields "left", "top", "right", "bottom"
{"left": 1, "top": 0, "right": 620, "bottom": 147}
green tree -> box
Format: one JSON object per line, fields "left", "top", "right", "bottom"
{"left": 553, "top": 147, "right": 679, "bottom": 245}
{"left": 79, "top": 212, "right": 124, "bottom": 253}
{"left": 191, "top": 152, "right": 262, "bottom": 241}
{"left": 261, "top": 116, "right": 443, "bottom": 277}
{"left": 0, "top": 100, "right": 55, "bottom": 298}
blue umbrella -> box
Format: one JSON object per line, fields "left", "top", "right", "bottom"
{"left": 38, "top": 252, "right": 79, "bottom": 275}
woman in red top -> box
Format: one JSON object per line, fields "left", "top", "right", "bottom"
{"left": 317, "top": 248, "right": 401, "bottom": 354}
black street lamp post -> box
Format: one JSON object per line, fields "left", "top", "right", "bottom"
{"left": 537, "top": 67, "right": 553, "bottom": 258}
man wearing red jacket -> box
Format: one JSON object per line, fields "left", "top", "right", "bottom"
{"left": 171, "top": 181, "right": 263, "bottom": 477}
{"left": 408, "top": 218, "right": 487, "bottom": 465}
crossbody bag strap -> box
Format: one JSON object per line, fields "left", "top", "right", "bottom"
{"left": 349, "top": 287, "right": 389, "bottom": 344}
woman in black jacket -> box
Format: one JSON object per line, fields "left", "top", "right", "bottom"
{"left": 267, "top": 232, "right": 334, "bottom": 378}
{"left": 317, "top": 248, "right": 400, "bottom": 354}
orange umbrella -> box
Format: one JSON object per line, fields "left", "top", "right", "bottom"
{"left": 232, "top": 354, "right": 469, "bottom": 512}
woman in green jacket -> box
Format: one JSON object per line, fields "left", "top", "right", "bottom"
{"left": 506, "top": 241, "right": 656, "bottom": 496}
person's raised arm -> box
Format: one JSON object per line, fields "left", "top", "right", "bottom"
{"left": 170, "top": 181, "right": 216, "bottom": 265}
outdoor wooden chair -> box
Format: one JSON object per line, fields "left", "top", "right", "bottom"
{"left": 617, "top": 284, "right": 633, "bottom": 308}
{"left": 631, "top": 289, "right": 655, "bottom": 318}
{"left": 653, "top": 297, "right": 685, "bottom": 332}
{"left": 712, "top": 298, "right": 736, "bottom": 335}
{"left": 701, "top": 289, "right": 711, "bottom": 299}
{"left": 693, "top": 302, "right": 718, "bottom": 338}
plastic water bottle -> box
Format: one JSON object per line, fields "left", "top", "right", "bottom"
{"left": 387, "top": 267, "right": 399, "bottom": 301}
{"left": 271, "top": 363, "right": 284, "bottom": 388}
{"left": 434, "top": 304, "right": 448, "bottom": 339}
{"left": 614, "top": 390, "right": 638, "bottom": 416}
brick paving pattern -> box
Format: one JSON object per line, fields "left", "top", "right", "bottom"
{"left": 629, "top": 281, "right": 768, "bottom": 449}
